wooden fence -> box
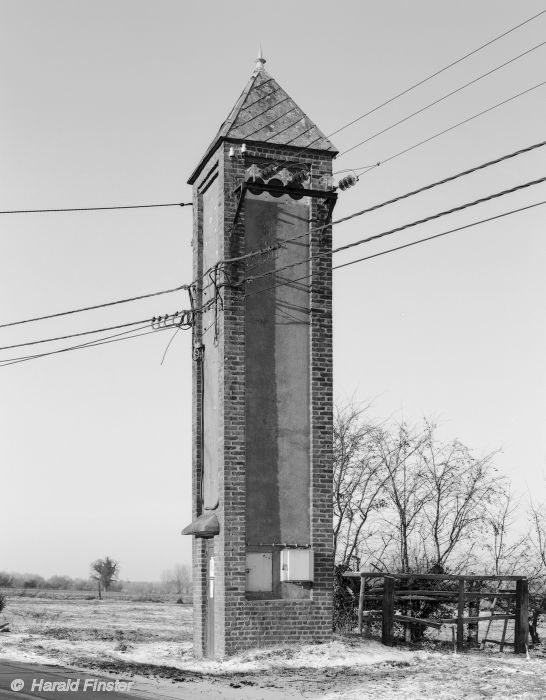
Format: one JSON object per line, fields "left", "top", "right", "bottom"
{"left": 343, "top": 572, "right": 529, "bottom": 653}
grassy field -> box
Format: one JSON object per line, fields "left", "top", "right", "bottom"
{"left": 2, "top": 591, "right": 546, "bottom": 699}
{"left": 0, "top": 590, "right": 192, "bottom": 669}
{"left": 0, "top": 587, "right": 184, "bottom": 603}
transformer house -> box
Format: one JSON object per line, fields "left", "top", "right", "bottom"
{"left": 183, "top": 51, "right": 337, "bottom": 658}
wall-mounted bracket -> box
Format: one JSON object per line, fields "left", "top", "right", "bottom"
{"left": 232, "top": 182, "right": 337, "bottom": 227}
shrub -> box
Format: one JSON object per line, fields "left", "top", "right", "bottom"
{"left": 47, "top": 576, "right": 73, "bottom": 590}
{"left": 333, "top": 565, "right": 359, "bottom": 633}
{"left": 0, "top": 593, "right": 6, "bottom": 613}
{"left": 22, "top": 575, "right": 45, "bottom": 589}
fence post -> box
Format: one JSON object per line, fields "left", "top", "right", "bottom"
{"left": 514, "top": 578, "right": 529, "bottom": 654}
{"left": 467, "top": 580, "right": 480, "bottom": 647}
{"left": 358, "top": 574, "right": 365, "bottom": 635}
{"left": 457, "top": 578, "right": 465, "bottom": 652}
{"left": 382, "top": 576, "right": 395, "bottom": 646}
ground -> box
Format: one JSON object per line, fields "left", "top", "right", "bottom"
{"left": 1, "top": 591, "right": 546, "bottom": 699}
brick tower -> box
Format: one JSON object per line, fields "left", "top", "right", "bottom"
{"left": 183, "top": 51, "right": 337, "bottom": 658}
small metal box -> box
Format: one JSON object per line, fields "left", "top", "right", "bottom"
{"left": 280, "top": 548, "right": 314, "bottom": 582}
{"left": 246, "top": 552, "right": 273, "bottom": 591}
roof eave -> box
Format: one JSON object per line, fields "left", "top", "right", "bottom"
{"left": 188, "top": 136, "right": 338, "bottom": 186}
{"left": 187, "top": 136, "right": 224, "bottom": 185}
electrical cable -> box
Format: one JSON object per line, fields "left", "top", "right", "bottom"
{"left": 0, "top": 296, "right": 221, "bottom": 363}
{"left": 199, "top": 137, "right": 546, "bottom": 305}
{"left": 0, "top": 318, "right": 156, "bottom": 352}
{"left": 333, "top": 199, "right": 546, "bottom": 271}
{"left": 0, "top": 202, "right": 192, "bottom": 215}
{"left": 0, "top": 320, "right": 154, "bottom": 365}
{"left": 0, "top": 295, "right": 218, "bottom": 353}
{"left": 244, "top": 199, "right": 546, "bottom": 298}
{"left": 0, "top": 284, "right": 190, "bottom": 329}
{"left": 338, "top": 139, "right": 546, "bottom": 219}
{"left": 242, "top": 175, "right": 546, "bottom": 285}
{"left": 0, "top": 323, "right": 173, "bottom": 368}
{"left": 224, "top": 81, "right": 546, "bottom": 260}
{"left": 9, "top": 13, "right": 534, "bottom": 223}
{"left": 160, "top": 327, "right": 183, "bottom": 365}
{"left": 9, "top": 15, "right": 538, "bottom": 349}
{"left": 4, "top": 198, "right": 543, "bottom": 366}
{"left": 233, "top": 11, "right": 545, "bottom": 180}
{"left": 334, "top": 165, "right": 378, "bottom": 175}
{"left": 238, "top": 138, "right": 546, "bottom": 260}
{"left": 338, "top": 40, "right": 546, "bottom": 157}
{"left": 313, "top": 9, "right": 546, "bottom": 148}
{"left": 354, "top": 81, "right": 546, "bottom": 173}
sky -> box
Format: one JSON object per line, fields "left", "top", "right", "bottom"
{"left": 0, "top": 0, "right": 545, "bottom": 580}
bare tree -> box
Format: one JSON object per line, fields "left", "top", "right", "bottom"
{"left": 161, "top": 564, "right": 192, "bottom": 597}
{"left": 418, "top": 425, "right": 499, "bottom": 572}
{"left": 333, "top": 404, "right": 388, "bottom": 568}
{"left": 484, "top": 484, "right": 528, "bottom": 576}
{"left": 375, "top": 423, "right": 429, "bottom": 573}
{"left": 334, "top": 403, "right": 506, "bottom": 576}
{"left": 526, "top": 500, "right": 546, "bottom": 643}
{"left": 530, "top": 500, "right": 546, "bottom": 571}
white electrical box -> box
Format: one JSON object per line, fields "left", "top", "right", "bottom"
{"left": 280, "top": 548, "right": 314, "bottom": 582}
{"left": 246, "top": 552, "right": 273, "bottom": 592}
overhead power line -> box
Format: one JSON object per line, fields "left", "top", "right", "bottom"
{"left": 245, "top": 199, "right": 546, "bottom": 298}
{"left": 316, "top": 174, "right": 546, "bottom": 264}
{"left": 0, "top": 202, "right": 192, "bottom": 215}
{"left": 338, "top": 40, "right": 546, "bottom": 157}
{"left": 4, "top": 200, "right": 545, "bottom": 366}
{"left": 0, "top": 318, "right": 155, "bottom": 352}
{"left": 230, "top": 79, "right": 545, "bottom": 218}
{"left": 338, "top": 140, "right": 546, "bottom": 220}
{"left": 0, "top": 299, "right": 218, "bottom": 352}
{"left": 353, "top": 81, "right": 546, "bottom": 173}
{"left": 333, "top": 199, "right": 546, "bottom": 271}
{"left": 221, "top": 11, "right": 546, "bottom": 161}
{"left": 2, "top": 13, "right": 543, "bottom": 223}
{"left": 242, "top": 138, "right": 546, "bottom": 257}
{"left": 327, "top": 9, "right": 546, "bottom": 144}
{"left": 229, "top": 11, "right": 546, "bottom": 183}
{"left": 235, "top": 139, "right": 546, "bottom": 273}
{"left": 242, "top": 175, "right": 546, "bottom": 285}
{"left": 0, "top": 283, "right": 190, "bottom": 330}
{"left": 223, "top": 104, "right": 546, "bottom": 280}
{"left": 0, "top": 323, "right": 171, "bottom": 368}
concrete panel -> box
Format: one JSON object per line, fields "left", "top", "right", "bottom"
{"left": 245, "top": 192, "right": 311, "bottom": 547}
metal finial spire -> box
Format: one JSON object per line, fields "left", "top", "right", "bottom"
{"left": 255, "top": 45, "right": 266, "bottom": 70}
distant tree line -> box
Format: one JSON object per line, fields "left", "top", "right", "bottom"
{"left": 0, "top": 562, "right": 192, "bottom": 599}
{"left": 0, "top": 572, "right": 107, "bottom": 591}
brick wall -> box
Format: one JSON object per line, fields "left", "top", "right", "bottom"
{"left": 191, "top": 140, "right": 334, "bottom": 657}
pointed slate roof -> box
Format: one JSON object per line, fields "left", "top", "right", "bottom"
{"left": 188, "top": 55, "right": 337, "bottom": 184}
